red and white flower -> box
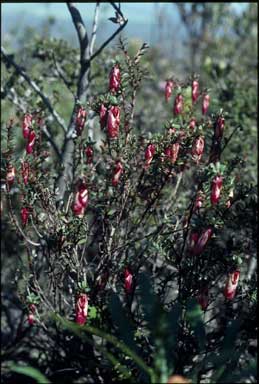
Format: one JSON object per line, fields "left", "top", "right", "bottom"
{"left": 191, "top": 136, "right": 205, "bottom": 163}
{"left": 72, "top": 182, "right": 88, "bottom": 217}
{"left": 191, "top": 228, "right": 213, "bottom": 256}
{"left": 75, "top": 106, "right": 87, "bottom": 136}
{"left": 109, "top": 64, "right": 121, "bottom": 93}
{"left": 124, "top": 268, "right": 133, "bottom": 294}
{"left": 85, "top": 146, "right": 94, "bottom": 164}
{"left": 144, "top": 144, "right": 156, "bottom": 169}
{"left": 174, "top": 94, "right": 184, "bottom": 115}
{"left": 192, "top": 80, "right": 199, "bottom": 103}
{"left": 107, "top": 106, "right": 120, "bottom": 138}
{"left": 75, "top": 293, "right": 88, "bottom": 325}
{"left": 27, "top": 304, "right": 36, "bottom": 325}
{"left": 21, "top": 161, "right": 30, "bottom": 185}
{"left": 164, "top": 142, "right": 180, "bottom": 164}
{"left": 21, "top": 207, "right": 30, "bottom": 226}
{"left": 22, "top": 113, "right": 33, "bottom": 139}
{"left": 224, "top": 270, "right": 240, "bottom": 300}
{"left": 112, "top": 161, "right": 123, "bottom": 186}
{"left": 26, "top": 130, "right": 36, "bottom": 154}
{"left": 165, "top": 80, "right": 174, "bottom": 102}
{"left": 202, "top": 94, "right": 210, "bottom": 115}
{"left": 211, "top": 175, "right": 223, "bottom": 205}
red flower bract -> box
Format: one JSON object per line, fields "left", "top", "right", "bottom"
{"left": 21, "top": 207, "right": 30, "bottom": 226}
{"left": 21, "top": 161, "right": 30, "bottom": 185}
{"left": 174, "top": 94, "right": 184, "bottom": 115}
{"left": 85, "top": 146, "right": 94, "bottom": 164}
{"left": 211, "top": 175, "right": 223, "bottom": 205}
{"left": 75, "top": 106, "right": 87, "bottom": 136}
{"left": 191, "top": 136, "right": 204, "bottom": 163}
{"left": 112, "top": 161, "right": 123, "bottom": 186}
{"left": 107, "top": 106, "right": 120, "bottom": 138}
{"left": 109, "top": 64, "right": 121, "bottom": 93}
{"left": 189, "top": 117, "right": 196, "bottom": 130}
{"left": 124, "top": 268, "right": 133, "bottom": 294}
{"left": 192, "top": 80, "right": 199, "bottom": 103}
{"left": 215, "top": 116, "right": 225, "bottom": 140}
{"left": 164, "top": 142, "right": 180, "bottom": 164}
{"left": 26, "top": 130, "right": 36, "bottom": 154}
{"left": 191, "top": 228, "right": 213, "bottom": 256}
{"left": 165, "top": 80, "right": 174, "bottom": 102}
{"left": 75, "top": 293, "right": 88, "bottom": 325}
{"left": 72, "top": 182, "right": 88, "bottom": 217}
{"left": 202, "top": 94, "right": 210, "bottom": 115}
{"left": 22, "top": 113, "right": 33, "bottom": 139}
{"left": 224, "top": 270, "right": 240, "bottom": 300}
{"left": 144, "top": 144, "right": 156, "bottom": 169}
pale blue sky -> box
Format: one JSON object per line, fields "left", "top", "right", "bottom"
{"left": 2, "top": 2, "right": 247, "bottom": 23}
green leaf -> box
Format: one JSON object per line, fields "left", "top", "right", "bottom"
{"left": 9, "top": 365, "right": 50, "bottom": 383}
{"left": 109, "top": 292, "right": 138, "bottom": 353}
{"left": 185, "top": 298, "right": 206, "bottom": 351}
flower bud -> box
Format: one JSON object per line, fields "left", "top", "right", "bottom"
{"left": 21, "top": 161, "right": 30, "bottom": 185}
{"left": 144, "top": 144, "right": 156, "bottom": 169}
{"left": 165, "top": 80, "right": 174, "bottom": 102}
{"left": 211, "top": 175, "right": 223, "bottom": 205}
{"left": 22, "top": 113, "right": 33, "bottom": 139}
{"left": 197, "top": 287, "right": 209, "bottom": 311}
{"left": 112, "top": 161, "right": 123, "bottom": 186}
{"left": 215, "top": 116, "right": 225, "bottom": 140}
{"left": 124, "top": 268, "right": 133, "bottom": 294}
{"left": 109, "top": 64, "right": 121, "bottom": 93}
{"left": 21, "top": 207, "right": 30, "bottom": 226}
{"left": 107, "top": 106, "right": 120, "bottom": 138}
{"left": 75, "top": 293, "right": 88, "bottom": 325}
{"left": 72, "top": 182, "right": 88, "bottom": 217}
{"left": 165, "top": 142, "right": 180, "bottom": 164}
{"left": 167, "top": 375, "right": 190, "bottom": 384}
{"left": 194, "top": 191, "right": 204, "bottom": 211}
{"left": 174, "top": 94, "right": 184, "bottom": 115}
{"left": 192, "top": 228, "right": 213, "bottom": 256}
{"left": 26, "top": 130, "right": 36, "bottom": 154}
{"left": 27, "top": 304, "right": 36, "bottom": 325}
{"left": 189, "top": 117, "right": 196, "bottom": 130}
{"left": 100, "top": 104, "right": 108, "bottom": 129}
{"left": 85, "top": 146, "right": 94, "bottom": 164}
{"left": 192, "top": 80, "right": 199, "bottom": 103}
{"left": 224, "top": 270, "right": 240, "bottom": 300}
{"left": 202, "top": 94, "right": 210, "bottom": 115}
{"left": 76, "top": 106, "right": 87, "bottom": 136}
{"left": 191, "top": 136, "right": 204, "bottom": 163}
{"left": 6, "top": 165, "right": 15, "bottom": 187}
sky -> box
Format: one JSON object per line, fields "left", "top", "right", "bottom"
{"left": 2, "top": 2, "right": 247, "bottom": 23}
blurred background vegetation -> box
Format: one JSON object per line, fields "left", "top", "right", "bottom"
{"left": 1, "top": 3, "right": 257, "bottom": 182}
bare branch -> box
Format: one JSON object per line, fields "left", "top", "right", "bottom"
{"left": 1, "top": 46, "right": 67, "bottom": 133}
{"left": 88, "top": 2, "right": 100, "bottom": 58}
{"left": 90, "top": 19, "right": 128, "bottom": 62}
{"left": 51, "top": 52, "right": 75, "bottom": 98}
{"left": 67, "top": 2, "right": 89, "bottom": 63}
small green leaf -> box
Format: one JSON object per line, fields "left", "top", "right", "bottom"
{"left": 9, "top": 365, "right": 50, "bottom": 383}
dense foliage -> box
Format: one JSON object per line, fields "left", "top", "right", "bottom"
{"left": 1, "top": 3, "right": 257, "bottom": 384}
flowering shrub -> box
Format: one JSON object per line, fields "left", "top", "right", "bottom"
{"left": 1, "top": 36, "right": 257, "bottom": 384}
